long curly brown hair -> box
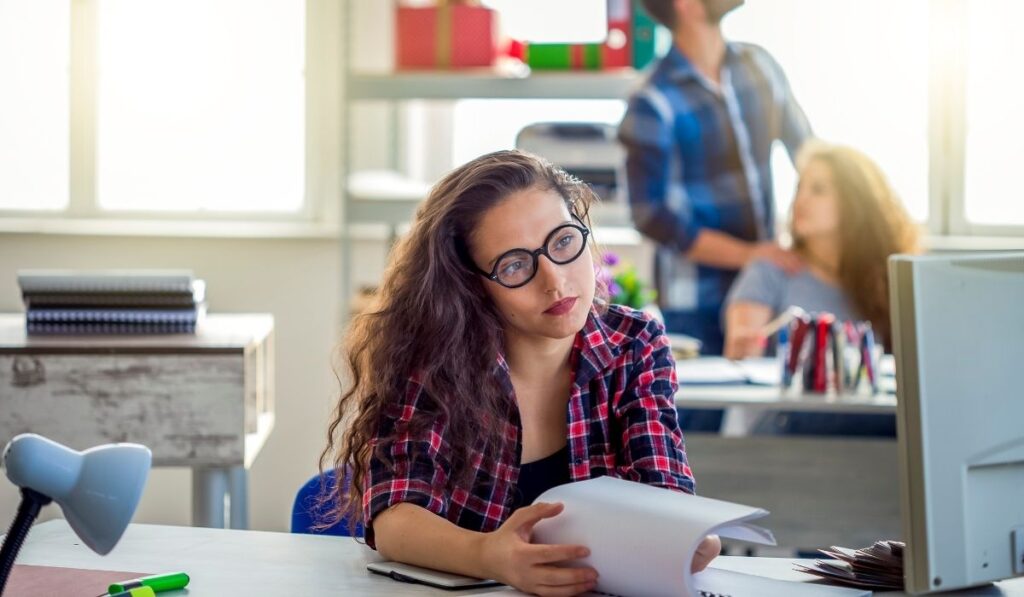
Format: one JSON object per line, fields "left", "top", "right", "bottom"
{"left": 793, "top": 144, "right": 921, "bottom": 346}
{"left": 318, "top": 150, "right": 605, "bottom": 535}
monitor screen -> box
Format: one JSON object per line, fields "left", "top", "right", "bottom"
{"left": 889, "top": 252, "right": 1024, "bottom": 594}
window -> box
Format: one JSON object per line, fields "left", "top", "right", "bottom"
{"left": 723, "top": 0, "right": 930, "bottom": 222}
{"left": 0, "top": 0, "right": 320, "bottom": 219}
{"left": 962, "top": 0, "right": 1024, "bottom": 227}
{"left": 96, "top": 0, "right": 305, "bottom": 213}
{"left": 0, "top": 0, "right": 70, "bottom": 210}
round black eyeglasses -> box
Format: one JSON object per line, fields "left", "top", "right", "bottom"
{"left": 474, "top": 220, "right": 590, "bottom": 289}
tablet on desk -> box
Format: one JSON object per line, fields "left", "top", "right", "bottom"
{"left": 366, "top": 561, "right": 503, "bottom": 590}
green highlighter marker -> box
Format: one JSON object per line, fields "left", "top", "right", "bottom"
{"left": 108, "top": 588, "right": 155, "bottom": 597}
{"left": 109, "top": 572, "right": 190, "bottom": 594}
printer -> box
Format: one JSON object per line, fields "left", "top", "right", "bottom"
{"left": 515, "top": 122, "right": 630, "bottom": 225}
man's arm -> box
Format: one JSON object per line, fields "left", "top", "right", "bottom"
{"left": 620, "top": 92, "right": 801, "bottom": 274}
{"left": 688, "top": 229, "right": 802, "bottom": 273}
{"left": 766, "top": 51, "right": 812, "bottom": 161}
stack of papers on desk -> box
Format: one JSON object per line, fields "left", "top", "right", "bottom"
{"left": 677, "top": 357, "right": 781, "bottom": 386}
{"left": 532, "top": 476, "right": 784, "bottom": 597}
{"left": 795, "top": 540, "right": 905, "bottom": 590}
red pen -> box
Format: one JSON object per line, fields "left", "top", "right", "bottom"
{"left": 784, "top": 314, "right": 811, "bottom": 388}
{"left": 814, "top": 313, "right": 835, "bottom": 392}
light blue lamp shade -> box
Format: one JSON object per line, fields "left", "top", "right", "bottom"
{"left": 3, "top": 434, "right": 151, "bottom": 555}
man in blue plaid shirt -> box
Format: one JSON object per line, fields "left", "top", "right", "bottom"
{"left": 619, "top": 0, "right": 812, "bottom": 356}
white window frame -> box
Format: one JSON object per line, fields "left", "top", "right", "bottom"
{"left": 935, "top": 0, "right": 1024, "bottom": 238}
{"left": 0, "top": 0, "right": 341, "bottom": 235}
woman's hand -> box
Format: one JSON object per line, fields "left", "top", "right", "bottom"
{"left": 692, "top": 535, "right": 722, "bottom": 573}
{"left": 724, "top": 328, "right": 767, "bottom": 359}
{"left": 478, "top": 502, "right": 598, "bottom": 596}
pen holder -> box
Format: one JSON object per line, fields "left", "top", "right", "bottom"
{"left": 779, "top": 312, "right": 881, "bottom": 396}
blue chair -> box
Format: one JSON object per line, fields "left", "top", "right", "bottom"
{"left": 291, "top": 469, "right": 363, "bottom": 537}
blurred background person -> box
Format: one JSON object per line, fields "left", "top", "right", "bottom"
{"left": 723, "top": 142, "right": 921, "bottom": 360}
{"left": 618, "top": 0, "right": 812, "bottom": 361}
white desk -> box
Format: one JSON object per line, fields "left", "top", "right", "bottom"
{"left": 0, "top": 314, "right": 275, "bottom": 529}
{"left": 676, "top": 384, "right": 896, "bottom": 414}
{"left": 673, "top": 358, "right": 901, "bottom": 550}
{"left": 674, "top": 357, "right": 896, "bottom": 431}
{"left": 9, "top": 521, "right": 1024, "bottom": 595}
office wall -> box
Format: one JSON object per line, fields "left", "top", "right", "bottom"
{"left": 0, "top": 233, "right": 354, "bottom": 532}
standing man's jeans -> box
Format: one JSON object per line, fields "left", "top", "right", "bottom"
{"left": 663, "top": 307, "right": 725, "bottom": 432}
{"left": 661, "top": 308, "right": 725, "bottom": 356}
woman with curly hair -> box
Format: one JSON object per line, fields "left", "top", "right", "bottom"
{"left": 321, "top": 150, "right": 718, "bottom": 596}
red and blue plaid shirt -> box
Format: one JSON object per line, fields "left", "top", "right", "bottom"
{"left": 362, "top": 304, "right": 694, "bottom": 547}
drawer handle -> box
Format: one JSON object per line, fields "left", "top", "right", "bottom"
{"left": 12, "top": 356, "right": 46, "bottom": 387}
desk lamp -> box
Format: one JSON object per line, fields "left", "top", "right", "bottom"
{"left": 0, "top": 434, "right": 151, "bottom": 595}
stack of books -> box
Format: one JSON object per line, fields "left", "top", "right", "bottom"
{"left": 18, "top": 270, "right": 206, "bottom": 335}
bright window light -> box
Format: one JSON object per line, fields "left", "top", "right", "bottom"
{"left": 95, "top": 0, "right": 305, "bottom": 213}
{"left": 482, "top": 0, "right": 608, "bottom": 44}
{"left": 963, "top": 0, "right": 1024, "bottom": 226}
{"left": 0, "top": 0, "right": 69, "bottom": 210}
{"left": 724, "top": 0, "right": 930, "bottom": 222}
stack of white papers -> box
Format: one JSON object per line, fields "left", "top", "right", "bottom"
{"left": 527, "top": 477, "right": 869, "bottom": 597}
{"left": 676, "top": 357, "right": 781, "bottom": 386}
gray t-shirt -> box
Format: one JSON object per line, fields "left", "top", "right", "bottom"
{"left": 725, "top": 258, "right": 859, "bottom": 322}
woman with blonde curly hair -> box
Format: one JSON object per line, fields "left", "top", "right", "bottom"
{"left": 321, "top": 150, "right": 718, "bottom": 596}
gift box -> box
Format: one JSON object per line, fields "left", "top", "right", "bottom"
{"left": 525, "top": 0, "right": 632, "bottom": 70}
{"left": 395, "top": 1, "right": 498, "bottom": 70}
{"left": 527, "top": 43, "right": 602, "bottom": 70}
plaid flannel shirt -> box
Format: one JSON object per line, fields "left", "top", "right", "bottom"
{"left": 618, "top": 43, "right": 811, "bottom": 319}
{"left": 362, "top": 304, "right": 694, "bottom": 548}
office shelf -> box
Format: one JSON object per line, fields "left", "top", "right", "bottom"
{"left": 347, "top": 70, "right": 640, "bottom": 101}
{"left": 339, "top": 1, "right": 644, "bottom": 320}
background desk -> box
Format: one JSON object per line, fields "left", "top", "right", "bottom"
{"left": 0, "top": 314, "right": 274, "bottom": 529}
{"left": 10, "top": 521, "right": 1024, "bottom": 595}
{"left": 674, "top": 364, "right": 900, "bottom": 550}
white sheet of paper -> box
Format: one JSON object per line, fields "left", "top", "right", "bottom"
{"left": 693, "top": 567, "right": 872, "bottom": 597}
{"left": 677, "top": 357, "right": 749, "bottom": 385}
{"left": 676, "top": 357, "right": 781, "bottom": 386}
{"left": 463, "top": 568, "right": 871, "bottom": 597}
{"left": 735, "top": 358, "right": 782, "bottom": 386}
{"left": 463, "top": 565, "right": 872, "bottom": 597}
{"left": 531, "top": 477, "right": 776, "bottom": 597}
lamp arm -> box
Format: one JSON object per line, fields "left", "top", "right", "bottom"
{"left": 0, "top": 488, "right": 52, "bottom": 596}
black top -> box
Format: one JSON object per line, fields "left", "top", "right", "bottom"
{"left": 512, "top": 444, "right": 571, "bottom": 510}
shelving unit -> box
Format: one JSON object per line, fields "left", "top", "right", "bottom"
{"left": 339, "top": 0, "right": 645, "bottom": 323}
{"left": 347, "top": 70, "right": 639, "bottom": 101}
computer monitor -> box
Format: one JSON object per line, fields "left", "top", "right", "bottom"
{"left": 889, "top": 252, "right": 1024, "bottom": 594}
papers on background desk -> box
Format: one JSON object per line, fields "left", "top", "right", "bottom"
{"left": 677, "top": 357, "right": 782, "bottom": 386}
{"left": 667, "top": 332, "right": 703, "bottom": 360}
{"left": 677, "top": 355, "right": 897, "bottom": 394}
